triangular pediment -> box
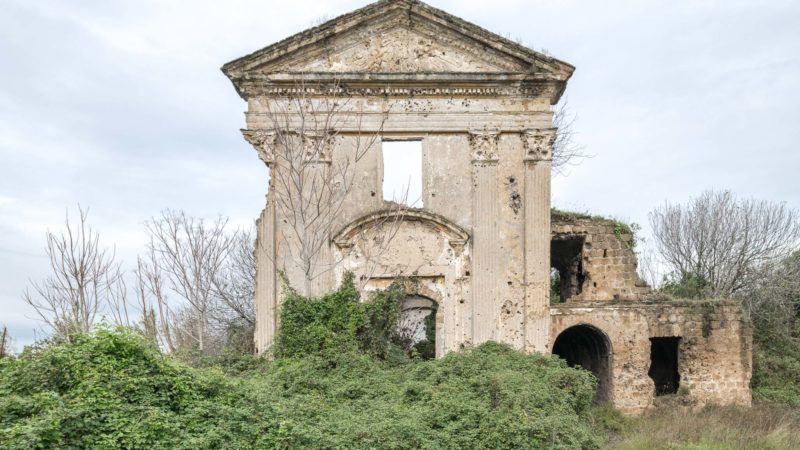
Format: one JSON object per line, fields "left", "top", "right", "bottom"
{"left": 223, "top": 0, "right": 574, "bottom": 79}
{"left": 265, "top": 23, "right": 526, "bottom": 74}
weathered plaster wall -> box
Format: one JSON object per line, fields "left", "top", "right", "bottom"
{"left": 246, "top": 93, "right": 556, "bottom": 354}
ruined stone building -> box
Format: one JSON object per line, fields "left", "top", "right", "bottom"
{"left": 223, "top": 0, "right": 751, "bottom": 413}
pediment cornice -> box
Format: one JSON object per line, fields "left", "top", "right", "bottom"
{"left": 222, "top": 0, "right": 574, "bottom": 103}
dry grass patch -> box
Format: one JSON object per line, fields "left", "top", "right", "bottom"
{"left": 608, "top": 404, "right": 800, "bottom": 450}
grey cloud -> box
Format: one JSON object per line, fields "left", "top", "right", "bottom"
{"left": 1, "top": 0, "right": 798, "bottom": 347}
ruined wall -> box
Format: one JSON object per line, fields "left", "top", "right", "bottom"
{"left": 244, "top": 94, "right": 557, "bottom": 354}
{"left": 551, "top": 302, "right": 752, "bottom": 414}
{"left": 551, "top": 212, "right": 650, "bottom": 302}
{"left": 225, "top": 0, "right": 575, "bottom": 355}
{"left": 227, "top": 3, "right": 751, "bottom": 417}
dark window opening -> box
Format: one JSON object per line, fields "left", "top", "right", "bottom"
{"left": 552, "top": 325, "right": 612, "bottom": 403}
{"left": 551, "top": 235, "right": 586, "bottom": 302}
{"left": 648, "top": 337, "right": 681, "bottom": 396}
{"left": 396, "top": 296, "right": 437, "bottom": 360}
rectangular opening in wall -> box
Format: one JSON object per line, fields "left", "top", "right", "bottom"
{"left": 382, "top": 140, "right": 423, "bottom": 207}
{"left": 648, "top": 337, "right": 681, "bottom": 396}
{"left": 551, "top": 235, "right": 586, "bottom": 303}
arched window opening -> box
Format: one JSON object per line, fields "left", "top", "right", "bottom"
{"left": 552, "top": 324, "right": 612, "bottom": 402}
{"left": 396, "top": 295, "right": 437, "bottom": 359}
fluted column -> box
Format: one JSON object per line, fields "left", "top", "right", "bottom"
{"left": 523, "top": 129, "right": 556, "bottom": 353}
{"left": 469, "top": 129, "right": 501, "bottom": 344}
{"left": 243, "top": 130, "right": 278, "bottom": 354}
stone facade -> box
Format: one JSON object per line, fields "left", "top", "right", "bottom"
{"left": 549, "top": 213, "right": 751, "bottom": 412}
{"left": 223, "top": 0, "right": 751, "bottom": 413}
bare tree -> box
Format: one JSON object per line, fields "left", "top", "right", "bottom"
{"left": 144, "top": 211, "right": 233, "bottom": 352}
{"left": 635, "top": 237, "right": 665, "bottom": 290}
{"left": 23, "top": 207, "right": 125, "bottom": 339}
{"left": 211, "top": 228, "right": 256, "bottom": 326}
{"left": 0, "top": 326, "right": 12, "bottom": 357}
{"left": 649, "top": 190, "right": 800, "bottom": 297}
{"left": 551, "top": 99, "right": 590, "bottom": 174}
{"left": 133, "top": 248, "right": 178, "bottom": 352}
{"left": 250, "top": 79, "right": 406, "bottom": 295}
{"left": 740, "top": 252, "right": 800, "bottom": 337}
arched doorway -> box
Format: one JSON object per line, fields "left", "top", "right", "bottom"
{"left": 396, "top": 295, "right": 438, "bottom": 359}
{"left": 552, "top": 324, "right": 613, "bottom": 402}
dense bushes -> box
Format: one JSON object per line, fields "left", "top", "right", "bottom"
{"left": 751, "top": 334, "right": 800, "bottom": 407}
{"left": 0, "top": 281, "right": 603, "bottom": 449}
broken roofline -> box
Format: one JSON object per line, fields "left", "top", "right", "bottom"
{"left": 221, "top": 0, "right": 575, "bottom": 98}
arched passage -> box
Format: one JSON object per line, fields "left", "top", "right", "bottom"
{"left": 396, "top": 295, "right": 438, "bottom": 359}
{"left": 552, "top": 324, "right": 613, "bottom": 402}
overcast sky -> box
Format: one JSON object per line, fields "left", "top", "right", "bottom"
{"left": 2, "top": 0, "right": 798, "bottom": 348}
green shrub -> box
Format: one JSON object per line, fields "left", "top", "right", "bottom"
{"left": 751, "top": 333, "right": 800, "bottom": 407}
{"left": 0, "top": 279, "right": 604, "bottom": 448}
{"left": 0, "top": 329, "right": 602, "bottom": 448}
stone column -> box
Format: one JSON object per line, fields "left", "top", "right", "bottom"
{"left": 522, "top": 129, "right": 556, "bottom": 353}
{"left": 243, "top": 130, "right": 278, "bottom": 354}
{"left": 469, "top": 129, "right": 501, "bottom": 344}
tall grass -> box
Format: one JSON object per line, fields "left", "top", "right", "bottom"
{"left": 608, "top": 404, "right": 800, "bottom": 450}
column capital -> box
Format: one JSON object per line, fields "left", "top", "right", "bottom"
{"left": 522, "top": 128, "right": 557, "bottom": 162}
{"left": 242, "top": 129, "right": 277, "bottom": 166}
{"left": 468, "top": 128, "right": 501, "bottom": 163}
{"left": 301, "top": 133, "right": 334, "bottom": 164}
{"left": 242, "top": 130, "right": 335, "bottom": 165}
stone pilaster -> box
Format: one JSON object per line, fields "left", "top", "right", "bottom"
{"left": 469, "top": 129, "right": 501, "bottom": 344}
{"left": 522, "top": 128, "right": 556, "bottom": 353}
{"left": 302, "top": 133, "right": 335, "bottom": 297}
{"left": 243, "top": 129, "right": 278, "bottom": 354}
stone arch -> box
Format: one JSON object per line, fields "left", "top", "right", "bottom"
{"left": 552, "top": 324, "right": 613, "bottom": 403}
{"left": 332, "top": 209, "right": 470, "bottom": 357}
{"left": 397, "top": 295, "right": 439, "bottom": 359}
{"left": 332, "top": 209, "right": 469, "bottom": 251}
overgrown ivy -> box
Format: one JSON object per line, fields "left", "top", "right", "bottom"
{"left": 273, "top": 273, "right": 432, "bottom": 361}
{"left": 0, "top": 275, "right": 610, "bottom": 449}
{"left": 0, "top": 327, "right": 602, "bottom": 449}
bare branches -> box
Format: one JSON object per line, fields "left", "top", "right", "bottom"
{"left": 0, "top": 326, "right": 11, "bottom": 358}
{"left": 23, "top": 206, "right": 124, "bottom": 340}
{"left": 211, "top": 229, "right": 256, "bottom": 326}
{"left": 740, "top": 252, "right": 800, "bottom": 337}
{"left": 144, "top": 211, "right": 233, "bottom": 352}
{"left": 649, "top": 190, "right": 800, "bottom": 297}
{"left": 135, "top": 212, "right": 258, "bottom": 355}
{"left": 21, "top": 207, "right": 257, "bottom": 355}
{"left": 257, "top": 78, "right": 395, "bottom": 293}
{"left": 134, "top": 248, "right": 177, "bottom": 352}
{"left": 349, "top": 204, "right": 408, "bottom": 290}
{"left": 551, "top": 99, "right": 590, "bottom": 174}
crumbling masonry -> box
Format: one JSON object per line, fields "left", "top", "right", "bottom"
{"left": 223, "top": 0, "right": 751, "bottom": 413}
